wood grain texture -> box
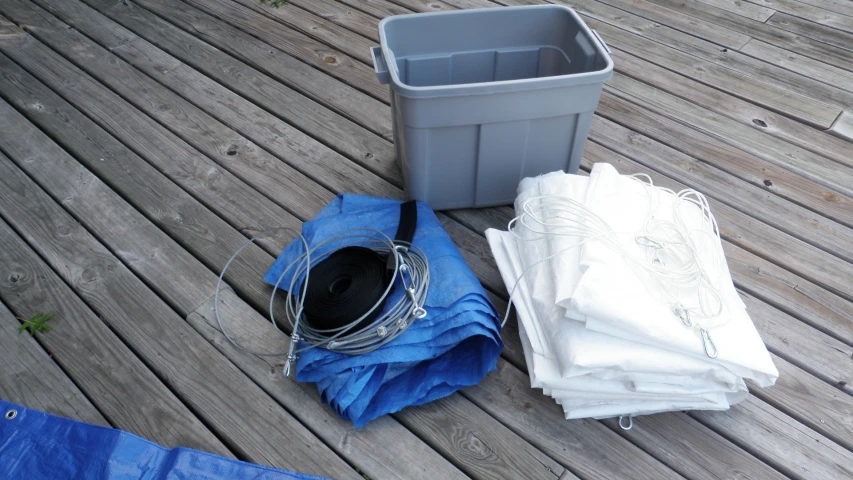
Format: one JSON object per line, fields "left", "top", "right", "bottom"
{"left": 755, "top": 356, "right": 853, "bottom": 451}
{"left": 691, "top": 396, "right": 853, "bottom": 480}
{"left": 76, "top": 0, "right": 398, "bottom": 178}
{"left": 784, "top": 0, "right": 853, "bottom": 17}
{"left": 0, "top": 299, "right": 108, "bottom": 427}
{"left": 42, "top": 2, "right": 696, "bottom": 476}
{"left": 751, "top": 0, "right": 853, "bottom": 34}
{"left": 642, "top": 0, "right": 853, "bottom": 73}
{"left": 18, "top": 0, "right": 509, "bottom": 297}
{"left": 595, "top": 91, "right": 853, "bottom": 230}
{"left": 599, "top": 412, "right": 785, "bottom": 480}
{"left": 540, "top": 0, "right": 853, "bottom": 125}
{"left": 605, "top": 70, "right": 853, "bottom": 197}
{"left": 740, "top": 39, "right": 853, "bottom": 94}
{"left": 0, "top": 52, "right": 293, "bottom": 312}
{"left": 227, "top": 0, "right": 376, "bottom": 64}
{"left": 338, "top": 0, "right": 412, "bottom": 17}
{"left": 693, "top": 0, "right": 776, "bottom": 21}
{"left": 1, "top": 1, "right": 350, "bottom": 217}
{"left": 0, "top": 217, "right": 231, "bottom": 452}
{"left": 27, "top": 0, "right": 399, "bottom": 194}
{"left": 182, "top": 0, "right": 388, "bottom": 102}
{"left": 286, "top": 0, "right": 382, "bottom": 40}
{"left": 581, "top": 18, "right": 838, "bottom": 128}
{"left": 395, "top": 394, "right": 567, "bottom": 480}
{"left": 0, "top": 33, "right": 327, "bottom": 227}
{"left": 552, "top": 0, "right": 753, "bottom": 50}
{"left": 740, "top": 291, "right": 853, "bottom": 395}
{"left": 550, "top": 0, "right": 853, "bottom": 114}
{"left": 272, "top": 0, "right": 852, "bottom": 473}
{"left": 122, "top": 0, "right": 392, "bottom": 138}
{"left": 462, "top": 361, "right": 685, "bottom": 480}
{"left": 608, "top": 50, "right": 853, "bottom": 173}
{"left": 0, "top": 103, "right": 360, "bottom": 479}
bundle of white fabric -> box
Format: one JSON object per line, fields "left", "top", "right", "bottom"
{"left": 486, "top": 163, "right": 778, "bottom": 423}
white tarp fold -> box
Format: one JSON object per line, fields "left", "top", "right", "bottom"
{"left": 486, "top": 164, "right": 777, "bottom": 420}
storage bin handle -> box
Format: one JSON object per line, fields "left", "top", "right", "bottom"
{"left": 591, "top": 30, "right": 612, "bottom": 55}
{"left": 371, "top": 46, "right": 390, "bottom": 84}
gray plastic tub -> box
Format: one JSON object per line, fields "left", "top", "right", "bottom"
{"left": 372, "top": 5, "right": 613, "bottom": 210}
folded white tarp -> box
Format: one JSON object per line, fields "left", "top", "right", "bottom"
{"left": 486, "top": 164, "right": 777, "bottom": 422}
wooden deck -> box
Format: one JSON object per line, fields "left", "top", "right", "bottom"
{"left": 0, "top": 0, "right": 851, "bottom": 478}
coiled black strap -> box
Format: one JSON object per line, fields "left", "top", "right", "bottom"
{"left": 303, "top": 201, "right": 418, "bottom": 334}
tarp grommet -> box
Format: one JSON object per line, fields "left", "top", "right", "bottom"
{"left": 5, "top": 409, "right": 18, "bottom": 420}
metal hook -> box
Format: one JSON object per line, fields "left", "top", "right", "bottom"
{"left": 700, "top": 329, "right": 718, "bottom": 359}
{"left": 618, "top": 415, "right": 633, "bottom": 431}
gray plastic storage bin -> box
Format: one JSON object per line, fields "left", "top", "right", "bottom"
{"left": 372, "top": 5, "right": 613, "bottom": 210}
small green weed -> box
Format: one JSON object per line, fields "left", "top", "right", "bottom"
{"left": 18, "top": 313, "right": 54, "bottom": 336}
{"left": 260, "top": 0, "right": 288, "bottom": 7}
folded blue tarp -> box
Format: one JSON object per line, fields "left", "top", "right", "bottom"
{"left": 265, "top": 195, "right": 502, "bottom": 427}
{"left": 0, "top": 400, "right": 327, "bottom": 479}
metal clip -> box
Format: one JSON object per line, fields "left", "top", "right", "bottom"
{"left": 412, "top": 306, "right": 428, "bottom": 319}
{"left": 618, "top": 415, "right": 633, "bottom": 431}
{"left": 700, "top": 328, "right": 718, "bottom": 359}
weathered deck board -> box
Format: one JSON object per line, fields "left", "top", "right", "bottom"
{"left": 765, "top": 11, "right": 853, "bottom": 57}
{"left": 607, "top": 51, "right": 853, "bottom": 169}
{"left": 229, "top": 0, "right": 377, "bottom": 63}
{"left": 561, "top": 0, "right": 754, "bottom": 48}
{"left": 595, "top": 93, "right": 853, "bottom": 228}
{"left": 604, "top": 72, "right": 853, "bottom": 198}
{"left": 694, "top": 0, "right": 776, "bottom": 21}
{"left": 642, "top": 0, "right": 853, "bottom": 72}
{"left": 549, "top": 0, "right": 853, "bottom": 117}
{"left": 752, "top": 0, "right": 853, "bottom": 34}
{"left": 740, "top": 39, "right": 853, "bottom": 94}
{"left": 0, "top": 98, "right": 361, "bottom": 479}
{"left": 73, "top": 0, "right": 398, "bottom": 176}
{"left": 0, "top": 300, "right": 108, "bottom": 427}
{"left": 691, "top": 396, "right": 853, "bottom": 480}
{"left": 0, "top": 218, "right": 229, "bottom": 451}
{"left": 138, "top": 0, "right": 392, "bottom": 138}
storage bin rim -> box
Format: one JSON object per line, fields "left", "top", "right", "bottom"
{"left": 377, "top": 5, "right": 614, "bottom": 99}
